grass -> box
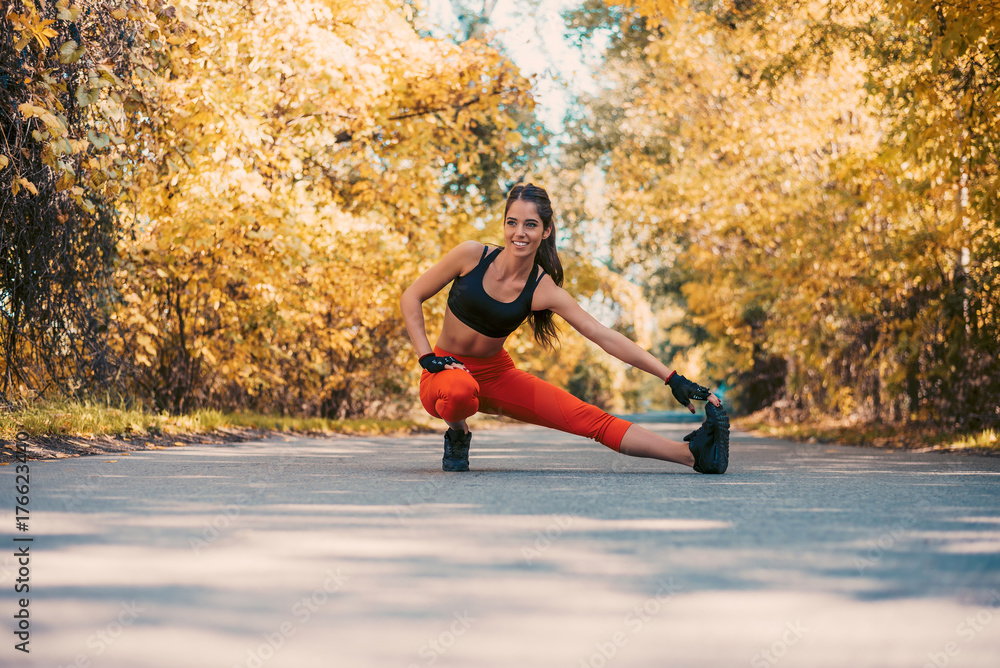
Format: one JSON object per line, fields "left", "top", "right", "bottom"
{"left": 735, "top": 413, "right": 1000, "bottom": 454}
{"left": 0, "top": 398, "right": 430, "bottom": 441}
{"left": 8, "top": 399, "right": 995, "bottom": 456}
{"left": 947, "top": 428, "right": 999, "bottom": 452}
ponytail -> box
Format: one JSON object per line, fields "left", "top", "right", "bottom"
{"left": 505, "top": 183, "right": 563, "bottom": 349}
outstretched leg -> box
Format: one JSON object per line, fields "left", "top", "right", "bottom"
{"left": 619, "top": 425, "right": 695, "bottom": 466}
{"left": 621, "top": 403, "right": 730, "bottom": 473}
{"left": 478, "top": 356, "right": 728, "bottom": 472}
{"left": 622, "top": 404, "right": 730, "bottom": 473}
{"left": 477, "top": 365, "right": 631, "bottom": 451}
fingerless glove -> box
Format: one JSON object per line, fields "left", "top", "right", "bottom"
{"left": 419, "top": 353, "right": 462, "bottom": 373}
{"left": 666, "top": 373, "right": 711, "bottom": 407}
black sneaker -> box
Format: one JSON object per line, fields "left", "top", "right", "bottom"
{"left": 442, "top": 428, "right": 471, "bottom": 472}
{"left": 683, "top": 403, "right": 730, "bottom": 474}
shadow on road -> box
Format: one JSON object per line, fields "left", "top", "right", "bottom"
{"left": 17, "top": 422, "right": 1000, "bottom": 667}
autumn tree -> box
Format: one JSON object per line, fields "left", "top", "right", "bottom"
{"left": 1, "top": 0, "right": 176, "bottom": 403}
{"left": 114, "top": 0, "right": 539, "bottom": 416}
{"left": 1, "top": 0, "right": 541, "bottom": 419}
{"left": 564, "top": 0, "right": 999, "bottom": 425}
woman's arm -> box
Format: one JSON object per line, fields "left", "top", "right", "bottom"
{"left": 532, "top": 278, "right": 720, "bottom": 410}
{"left": 400, "top": 241, "right": 483, "bottom": 359}
{"left": 533, "top": 279, "right": 674, "bottom": 380}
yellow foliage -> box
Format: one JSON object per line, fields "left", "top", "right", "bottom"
{"left": 580, "top": 0, "right": 1000, "bottom": 419}
{"left": 112, "top": 0, "right": 536, "bottom": 415}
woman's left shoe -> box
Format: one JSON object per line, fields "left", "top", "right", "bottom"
{"left": 442, "top": 428, "right": 472, "bottom": 472}
{"left": 683, "top": 403, "right": 730, "bottom": 474}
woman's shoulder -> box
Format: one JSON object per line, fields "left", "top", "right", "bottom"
{"left": 453, "top": 240, "right": 491, "bottom": 255}
{"left": 446, "top": 241, "right": 491, "bottom": 276}
{"left": 531, "top": 273, "right": 574, "bottom": 313}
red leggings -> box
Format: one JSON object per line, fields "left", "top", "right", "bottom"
{"left": 419, "top": 346, "right": 633, "bottom": 451}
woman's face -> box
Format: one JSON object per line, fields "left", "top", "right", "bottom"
{"left": 504, "top": 199, "right": 550, "bottom": 257}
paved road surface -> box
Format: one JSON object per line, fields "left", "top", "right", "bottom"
{"left": 4, "top": 419, "right": 1000, "bottom": 667}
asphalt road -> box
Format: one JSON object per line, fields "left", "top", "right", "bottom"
{"left": 4, "top": 419, "right": 1000, "bottom": 667}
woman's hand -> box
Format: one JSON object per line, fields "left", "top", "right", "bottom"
{"left": 667, "top": 373, "right": 722, "bottom": 413}
{"left": 419, "top": 354, "right": 468, "bottom": 373}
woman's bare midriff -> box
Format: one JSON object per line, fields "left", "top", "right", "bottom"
{"left": 435, "top": 308, "right": 509, "bottom": 358}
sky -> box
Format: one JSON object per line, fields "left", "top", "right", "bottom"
{"left": 420, "top": 0, "right": 607, "bottom": 134}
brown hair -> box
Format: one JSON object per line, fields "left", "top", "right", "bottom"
{"left": 505, "top": 183, "right": 564, "bottom": 349}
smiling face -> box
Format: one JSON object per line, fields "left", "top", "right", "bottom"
{"left": 504, "top": 199, "right": 551, "bottom": 256}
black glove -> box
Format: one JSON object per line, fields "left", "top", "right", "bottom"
{"left": 666, "top": 372, "right": 711, "bottom": 408}
{"left": 419, "top": 353, "right": 462, "bottom": 373}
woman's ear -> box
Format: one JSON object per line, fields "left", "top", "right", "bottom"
{"left": 542, "top": 225, "right": 552, "bottom": 240}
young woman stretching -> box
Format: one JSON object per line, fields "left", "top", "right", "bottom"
{"left": 400, "top": 184, "right": 729, "bottom": 474}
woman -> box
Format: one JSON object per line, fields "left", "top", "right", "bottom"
{"left": 400, "top": 183, "right": 729, "bottom": 474}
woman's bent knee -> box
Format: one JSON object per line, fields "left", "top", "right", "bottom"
{"left": 419, "top": 370, "right": 480, "bottom": 421}
{"left": 436, "top": 395, "right": 479, "bottom": 422}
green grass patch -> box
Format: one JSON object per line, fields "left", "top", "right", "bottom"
{"left": 736, "top": 413, "right": 1000, "bottom": 453}
{"left": 946, "top": 428, "right": 999, "bottom": 452}
{"left": 0, "top": 399, "right": 429, "bottom": 441}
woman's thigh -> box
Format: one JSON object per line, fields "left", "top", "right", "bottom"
{"left": 478, "top": 368, "right": 631, "bottom": 450}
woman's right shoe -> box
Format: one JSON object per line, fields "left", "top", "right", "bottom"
{"left": 683, "top": 403, "right": 730, "bottom": 474}
{"left": 442, "top": 428, "right": 471, "bottom": 472}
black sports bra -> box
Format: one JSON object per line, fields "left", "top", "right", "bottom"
{"left": 447, "top": 246, "right": 544, "bottom": 338}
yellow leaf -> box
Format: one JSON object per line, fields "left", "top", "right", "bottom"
{"left": 0, "top": 155, "right": 8, "bottom": 171}
{"left": 19, "top": 178, "right": 38, "bottom": 196}
{"left": 17, "top": 103, "right": 39, "bottom": 118}
{"left": 58, "top": 39, "right": 85, "bottom": 64}
{"left": 87, "top": 129, "right": 110, "bottom": 149}
{"left": 112, "top": 8, "right": 127, "bottom": 20}
{"left": 56, "top": 0, "right": 80, "bottom": 21}
{"left": 76, "top": 84, "right": 95, "bottom": 107}
{"left": 39, "top": 111, "right": 66, "bottom": 136}
{"left": 56, "top": 170, "right": 75, "bottom": 191}
{"left": 32, "top": 21, "right": 58, "bottom": 49}
{"left": 59, "top": 39, "right": 78, "bottom": 62}
{"left": 136, "top": 333, "right": 157, "bottom": 355}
